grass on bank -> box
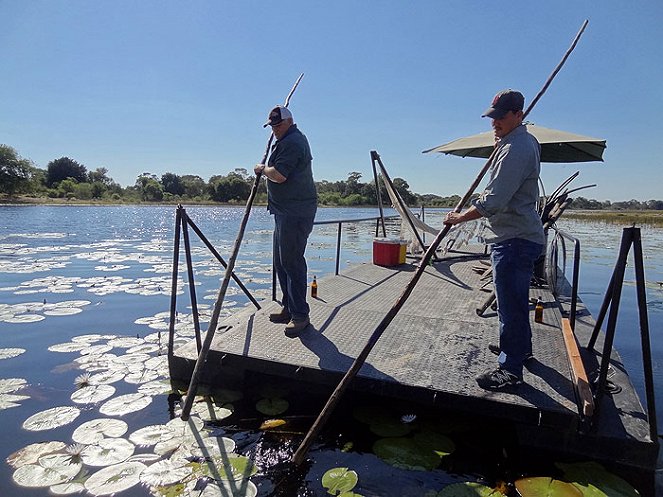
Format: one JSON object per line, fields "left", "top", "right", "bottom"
{"left": 563, "top": 210, "right": 663, "bottom": 227}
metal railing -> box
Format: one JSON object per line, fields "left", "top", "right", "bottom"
{"left": 271, "top": 214, "right": 400, "bottom": 300}
{"left": 548, "top": 226, "right": 581, "bottom": 330}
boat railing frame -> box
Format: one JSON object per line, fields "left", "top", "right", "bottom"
{"left": 551, "top": 225, "right": 658, "bottom": 442}
{"left": 271, "top": 214, "right": 401, "bottom": 301}
{"left": 167, "top": 205, "right": 262, "bottom": 358}
{"left": 548, "top": 226, "right": 581, "bottom": 330}
{"left": 167, "top": 206, "right": 400, "bottom": 358}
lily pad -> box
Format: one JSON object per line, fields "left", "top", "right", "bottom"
{"left": 372, "top": 437, "right": 441, "bottom": 471}
{"left": 84, "top": 461, "right": 146, "bottom": 495}
{"left": 256, "top": 397, "right": 289, "bottom": 416}
{"left": 140, "top": 459, "right": 193, "bottom": 486}
{"left": 71, "top": 384, "right": 116, "bottom": 404}
{"left": 0, "top": 377, "right": 27, "bottom": 393}
{"left": 437, "top": 482, "right": 504, "bottom": 496}
{"left": 12, "top": 453, "right": 82, "bottom": 487}
{"left": 23, "top": 406, "right": 81, "bottom": 431}
{"left": 515, "top": 477, "right": 583, "bottom": 497}
{"left": 6, "top": 441, "right": 67, "bottom": 468}
{"left": 196, "top": 454, "right": 258, "bottom": 482}
{"left": 0, "top": 347, "right": 26, "bottom": 359}
{"left": 129, "top": 424, "right": 174, "bottom": 447}
{"left": 413, "top": 431, "right": 456, "bottom": 457}
{"left": 322, "top": 467, "right": 359, "bottom": 495}
{"left": 555, "top": 461, "right": 640, "bottom": 497}
{"left": 260, "top": 419, "right": 286, "bottom": 430}
{"left": 99, "top": 392, "right": 152, "bottom": 416}
{"left": 80, "top": 438, "right": 135, "bottom": 467}
{"left": 72, "top": 418, "right": 128, "bottom": 444}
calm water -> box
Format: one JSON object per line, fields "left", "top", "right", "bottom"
{"left": 0, "top": 205, "right": 661, "bottom": 496}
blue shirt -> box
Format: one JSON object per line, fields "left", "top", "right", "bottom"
{"left": 267, "top": 125, "right": 317, "bottom": 217}
{"left": 472, "top": 124, "right": 545, "bottom": 245}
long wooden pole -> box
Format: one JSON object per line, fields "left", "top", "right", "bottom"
{"left": 292, "top": 20, "right": 590, "bottom": 465}
{"left": 180, "top": 73, "right": 304, "bottom": 421}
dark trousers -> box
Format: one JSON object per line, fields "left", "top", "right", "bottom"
{"left": 273, "top": 214, "right": 315, "bottom": 320}
{"left": 491, "top": 238, "right": 544, "bottom": 377}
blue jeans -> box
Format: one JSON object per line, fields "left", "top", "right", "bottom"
{"left": 273, "top": 214, "right": 315, "bottom": 320}
{"left": 491, "top": 238, "right": 544, "bottom": 377}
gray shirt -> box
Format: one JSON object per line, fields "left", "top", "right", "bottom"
{"left": 472, "top": 124, "right": 545, "bottom": 245}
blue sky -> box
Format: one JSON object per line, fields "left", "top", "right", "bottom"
{"left": 2, "top": 1, "right": 661, "bottom": 201}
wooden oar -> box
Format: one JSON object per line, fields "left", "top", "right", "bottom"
{"left": 292, "top": 20, "right": 589, "bottom": 465}
{"left": 180, "top": 73, "right": 304, "bottom": 421}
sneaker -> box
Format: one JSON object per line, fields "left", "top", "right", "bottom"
{"left": 284, "top": 317, "right": 310, "bottom": 338}
{"left": 476, "top": 368, "right": 523, "bottom": 390}
{"left": 269, "top": 308, "right": 291, "bottom": 323}
{"left": 488, "top": 344, "right": 533, "bottom": 361}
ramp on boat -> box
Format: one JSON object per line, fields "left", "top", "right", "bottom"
{"left": 170, "top": 246, "right": 657, "bottom": 470}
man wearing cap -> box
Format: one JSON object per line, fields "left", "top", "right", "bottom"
{"left": 444, "top": 89, "right": 545, "bottom": 390}
{"left": 254, "top": 105, "right": 317, "bottom": 337}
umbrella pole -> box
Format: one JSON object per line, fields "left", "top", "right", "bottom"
{"left": 180, "top": 73, "right": 304, "bottom": 421}
{"left": 292, "top": 21, "right": 591, "bottom": 467}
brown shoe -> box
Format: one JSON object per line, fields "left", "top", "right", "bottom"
{"left": 284, "top": 317, "right": 310, "bottom": 338}
{"left": 269, "top": 307, "right": 291, "bottom": 323}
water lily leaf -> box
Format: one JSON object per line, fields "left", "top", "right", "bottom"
{"left": 84, "top": 461, "right": 146, "bottom": 496}
{"left": 138, "top": 379, "right": 173, "bottom": 396}
{"left": 437, "top": 482, "right": 504, "bottom": 496}
{"left": 129, "top": 424, "right": 174, "bottom": 447}
{"left": 515, "top": 477, "right": 583, "bottom": 497}
{"left": 12, "top": 453, "right": 82, "bottom": 487}
{"left": 413, "top": 431, "right": 456, "bottom": 457}
{"left": 372, "top": 437, "right": 441, "bottom": 471}
{"left": 0, "top": 347, "right": 26, "bottom": 359}
{"left": 256, "top": 397, "right": 288, "bottom": 416}
{"left": 322, "top": 467, "right": 359, "bottom": 495}
{"left": 0, "top": 393, "right": 30, "bottom": 409}
{"left": 107, "top": 336, "right": 144, "bottom": 348}
{"left": 555, "top": 461, "right": 640, "bottom": 497}
{"left": 259, "top": 419, "right": 286, "bottom": 430}
{"left": 0, "top": 377, "right": 27, "bottom": 393}
{"left": 5, "top": 314, "right": 45, "bottom": 323}
{"left": 72, "top": 418, "right": 128, "bottom": 444}
{"left": 139, "top": 459, "right": 193, "bottom": 486}
{"left": 182, "top": 478, "right": 259, "bottom": 497}
{"left": 186, "top": 398, "right": 233, "bottom": 421}
{"left": 48, "top": 342, "right": 89, "bottom": 353}
{"left": 211, "top": 388, "right": 243, "bottom": 404}
{"left": 99, "top": 392, "right": 152, "bottom": 416}
{"left": 368, "top": 417, "right": 412, "bottom": 437}
{"left": 71, "top": 384, "right": 116, "bottom": 404}
{"left": 81, "top": 438, "right": 135, "bottom": 467}
{"left": 197, "top": 455, "right": 258, "bottom": 482}
{"left": 50, "top": 480, "right": 87, "bottom": 495}
{"left": 124, "top": 368, "right": 160, "bottom": 384}
{"left": 6, "top": 441, "right": 67, "bottom": 468}
{"left": 43, "top": 307, "right": 83, "bottom": 316}
{"left": 189, "top": 436, "right": 237, "bottom": 458}
{"left": 23, "top": 406, "right": 81, "bottom": 431}
{"left": 88, "top": 370, "right": 126, "bottom": 385}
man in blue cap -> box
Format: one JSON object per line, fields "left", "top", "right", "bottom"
{"left": 255, "top": 105, "right": 317, "bottom": 337}
{"left": 444, "top": 89, "right": 545, "bottom": 390}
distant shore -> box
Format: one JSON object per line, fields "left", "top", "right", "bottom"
{"left": 3, "top": 195, "right": 663, "bottom": 227}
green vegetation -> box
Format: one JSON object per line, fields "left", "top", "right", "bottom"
{"left": 2, "top": 144, "right": 662, "bottom": 212}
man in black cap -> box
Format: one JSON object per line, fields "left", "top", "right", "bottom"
{"left": 444, "top": 89, "right": 544, "bottom": 390}
{"left": 255, "top": 105, "right": 317, "bottom": 337}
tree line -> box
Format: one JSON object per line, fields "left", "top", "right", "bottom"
{"left": 2, "top": 144, "right": 662, "bottom": 209}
